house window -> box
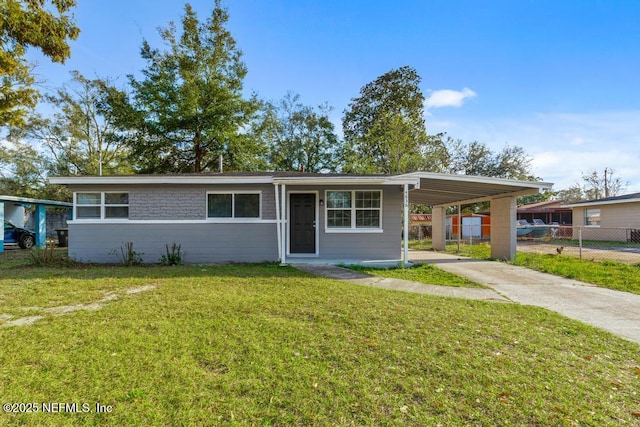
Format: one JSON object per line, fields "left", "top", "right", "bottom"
{"left": 76, "top": 192, "right": 129, "bottom": 219}
{"left": 207, "top": 192, "right": 260, "bottom": 219}
{"left": 585, "top": 208, "right": 600, "bottom": 226}
{"left": 326, "top": 190, "right": 382, "bottom": 230}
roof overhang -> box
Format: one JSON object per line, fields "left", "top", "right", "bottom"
{"left": 272, "top": 175, "right": 418, "bottom": 186}
{"left": 48, "top": 172, "right": 552, "bottom": 207}
{"left": 49, "top": 175, "right": 274, "bottom": 185}
{"left": 397, "top": 172, "right": 553, "bottom": 207}
{"left": 49, "top": 174, "right": 419, "bottom": 187}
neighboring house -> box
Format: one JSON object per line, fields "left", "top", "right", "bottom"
{"left": 517, "top": 200, "right": 573, "bottom": 225}
{"left": 50, "top": 172, "right": 552, "bottom": 264}
{"left": 563, "top": 192, "right": 640, "bottom": 242}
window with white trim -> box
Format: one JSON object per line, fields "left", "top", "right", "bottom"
{"left": 207, "top": 192, "right": 261, "bottom": 219}
{"left": 585, "top": 208, "right": 600, "bottom": 226}
{"left": 326, "top": 190, "right": 381, "bottom": 230}
{"left": 76, "top": 192, "right": 129, "bottom": 219}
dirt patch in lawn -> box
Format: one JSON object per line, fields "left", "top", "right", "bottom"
{"left": 0, "top": 284, "right": 158, "bottom": 329}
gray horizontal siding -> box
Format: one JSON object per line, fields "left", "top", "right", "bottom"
{"left": 319, "top": 187, "right": 402, "bottom": 260}
{"left": 65, "top": 183, "right": 403, "bottom": 264}
{"left": 68, "top": 223, "right": 278, "bottom": 264}
{"left": 130, "top": 188, "right": 205, "bottom": 220}
{"left": 285, "top": 186, "right": 402, "bottom": 261}
{"left": 67, "top": 184, "right": 277, "bottom": 220}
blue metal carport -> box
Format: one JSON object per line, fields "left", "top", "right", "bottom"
{"left": 1, "top": 195, "right": 72, "bottom": 253}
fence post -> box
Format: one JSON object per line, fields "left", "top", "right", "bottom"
{"left": 457, "top": 205, "right": 461, "bottom": 253}
{"left": 578, "top": 226, "right": 583, "bottom": 260}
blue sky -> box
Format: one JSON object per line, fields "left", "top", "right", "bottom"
{"left": 25, "top": 0, "right": 640, "bottom": 192}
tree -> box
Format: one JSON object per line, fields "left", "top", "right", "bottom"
{"left": 108, "top": 1, "right": 258, "bottom": 173}
{"left": 445, "top": 139, "right": 536, "bottom": 180}
{"left": 517, "top": 190, "right": 554, "bottom": 206}
{"left": 14, "top": 71, "right": 131, "bottom": 176}
{"left": 0, "top": 0, "right": 79, "bottom": 127}
{"left": 555, "top": 184, "right": 584, "bottom": 203}
{"left": 581, "top": 167, "right": 628, "bottom": 200}
{"left": 441, "top": 139, "right": 538, "bottom": 213}
{"left": 268, "top": 92, "right": 340, "bottom": 172}
{"left": 0, "top": 139, "right": 69, "bottom": 200}
{"left": 341, "top": 66, "right": 445, "bottom": 174}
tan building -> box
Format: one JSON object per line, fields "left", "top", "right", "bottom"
{"left": 563, "top": 192, "right": 640, "bottom": 242}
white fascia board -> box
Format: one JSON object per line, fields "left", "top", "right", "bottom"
{"left": 274, "top": 177, "right": 387, "bottom": 186}
{"left": 431, "top": 188, "right": 543, "bottom": 208}
{"left": 396, "top": 171, "right": 553, "bottom": 190}
{"left": 49, "top": 176, "right": 274, "bottom": 185}
{"left": 384, "top": 176, "right": 421, "bottom": 186}
{"left": 272, "top": 176, "right": 419, "bottom": 186}
{"left": 562, "top": 198, "right": 640, "bottom": 208}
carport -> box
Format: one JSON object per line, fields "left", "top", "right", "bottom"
{"left": 399, "top": 172, "right": 553, "bottom": 261}
{"left": 1, "top": 195, "right": 72, "bottom": 253}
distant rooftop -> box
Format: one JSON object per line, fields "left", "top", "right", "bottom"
{"left": 563, "top": 192, "right": 640, "bottom": 208}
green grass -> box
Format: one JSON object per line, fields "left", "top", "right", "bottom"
{"left": 1, "top": 260, "right": 639, "bottom": 425}
{"left": 346, "top": 263, "right": 486, "bottom": 288}
{"left": 409, "top": 240, "right": 640, "bottom": 295}
{"left": 513, "top": 252, "right": 640, "bottom": 294}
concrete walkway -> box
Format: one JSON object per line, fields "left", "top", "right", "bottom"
{"left": 295, "top": 250, "right": 640, "bottom": 344}
{"left": 294, "top": 263, "right": 509, "bottom": 302}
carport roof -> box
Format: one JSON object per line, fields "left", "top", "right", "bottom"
{"left": 399, "top": 172, "right": 553, "bottom": 207}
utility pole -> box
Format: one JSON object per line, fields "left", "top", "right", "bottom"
{"left": 603, "top": 167, "right": 609, "bottom": 198}
{"left": 98, "top": 148, "right": 103, "bottom": 176}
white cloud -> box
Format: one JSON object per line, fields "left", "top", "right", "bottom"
{"left": 427, "top": 110, "right": 640, "bottom": 193}
{"left": 425, "top": 87, "right": 477, "bottom": 109}
{"left": 530, "top": 149, "right": 639, "bottom": 191}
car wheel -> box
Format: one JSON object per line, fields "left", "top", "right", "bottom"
{"left": 19, "top": 234, "right": 35, "bottom": 249}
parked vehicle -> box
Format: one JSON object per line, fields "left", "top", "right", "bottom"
{"left": 516, "top": 219, "right": 534, "bottom": 236}
{"left": 3, "top": 220, "right": 35, "bottom": 249}
{"left": 517, "top": 218, "right": 560, "bottom": 238}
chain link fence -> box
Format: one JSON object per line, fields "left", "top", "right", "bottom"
{"left": 414, "top": 223, "right": 640, "bottom": 264}
{"left": 515, "top": 225, "right": 640, "bottom": 264}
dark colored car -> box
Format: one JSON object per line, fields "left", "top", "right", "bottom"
{"left": 3, "top": 220, "right": 36, "bottom": 249}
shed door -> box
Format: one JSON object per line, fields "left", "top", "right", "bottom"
{"left": 290, "top": 193, "right": 316, "bottom": 254}
{"left": 462, "top": 217, "right": 482, "bottom": 239}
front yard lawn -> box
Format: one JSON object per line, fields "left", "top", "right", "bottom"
{"left": 346, "top": 263, "right": 486, "bottom": 288}
{"left": 0, "top": 262, "right": 639, "bottom": 426}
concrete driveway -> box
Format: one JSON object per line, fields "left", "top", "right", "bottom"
{"left": 411, "top": 250, "right": 640, "bottom": 344}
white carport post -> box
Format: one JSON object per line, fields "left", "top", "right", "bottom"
{"left": 431, "top": 205, "right": 447, "bottom": 251}
{"left": 490, "top": 196, "right": 517, "bottom": 260}
{"left": 280, "top": 184, "right": 287, "bottom": 265}
{"left": 274, "top": 183, "right": 281, "bottom": 263}
{"left": 403, "top": 184, "right": 409, "bottom": 266}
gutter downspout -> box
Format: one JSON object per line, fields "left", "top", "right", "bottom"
{"left": 274, "top": 183, "right": 281, "bottom": 263}
{"left": 403, "top": 184, "right": 409, "bottom": 266}
{"left": 281, "top": 184, "right": 287, "bottom": 265}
